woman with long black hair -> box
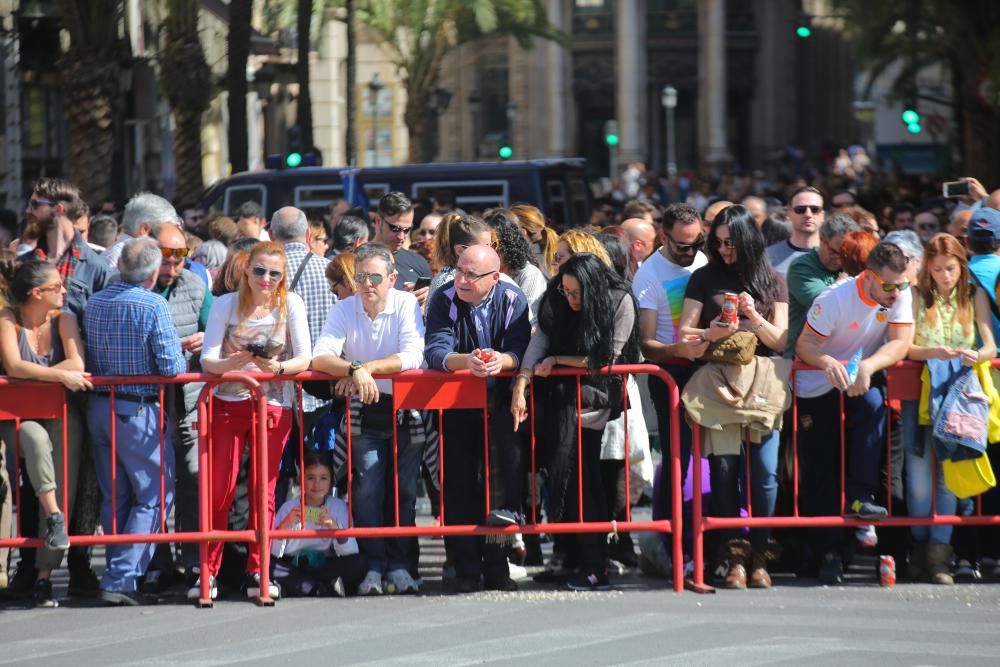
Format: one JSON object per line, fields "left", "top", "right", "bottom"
{"left": 679, "top": 204, "right": 789, "bottom": 589}
{"left": 510, "top": 253, "right": 640, "bottom": 590}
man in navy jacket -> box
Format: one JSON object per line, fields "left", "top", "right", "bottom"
{"left": 425, "top": 245, "right": 531, "bottom": 592}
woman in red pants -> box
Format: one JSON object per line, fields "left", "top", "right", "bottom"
{"left": 197, "top": 241, "right": 312, "bottom": 600}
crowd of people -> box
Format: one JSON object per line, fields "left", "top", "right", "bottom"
{"left": 1, "top": 169, "right": 1000, "bottom": 609}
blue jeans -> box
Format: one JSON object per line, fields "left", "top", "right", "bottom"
{"left": 901, "top": 400, "right": 956, "bottom": 545}
{"left": 88, "top": 395, "right": 175, "bottom": 592}
{"left": 708, "top": 429, "right": 780, "bottom": 549}
{"left": 351, "top": 427, "right": 418, "bottom": 575}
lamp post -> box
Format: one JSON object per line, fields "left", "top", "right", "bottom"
{"left": 368, "top": 73, "right": 384, "bottom": 166}
{"left": 661, "top": 85, "right": 678, "bottom": 178}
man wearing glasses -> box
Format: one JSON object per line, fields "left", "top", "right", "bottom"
{"left": 372, "top": 192, "right": 432, "bottom": 306}
{"left": 785, "top": 213, "right": 859, "bottom": 358}
{"left": 767, "top": 186, "right": 825, "bottom": 276}
{"left": 794, "top": 242, "right": 914, "bottom": 585}
{"left": 632, "top": 203, "right": 709, "bottom": 566}
{"left": 311, "top": 242, "right": 426, "bottom": 596}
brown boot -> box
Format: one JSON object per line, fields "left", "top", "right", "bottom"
{"left": 723, "top": 539, "right": 750, "bottom": 589}
{"left": 749, "top": 551, "right": 772, "bottom": 589}
{"left": 926, "top": 544, "right": 954, "bottom": 585}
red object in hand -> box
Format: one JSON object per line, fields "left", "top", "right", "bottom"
{"left": 480, "top": 348, "right": 495, "bottom": 362}
{"left": 720, "top": 292, "right": 739, "bottom": 324}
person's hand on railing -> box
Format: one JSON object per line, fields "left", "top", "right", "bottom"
{"left": 846, "top": 360, "right": 872, "bottom": 397}
{"left": 336, "top": 364, "right": 380, "bottom": 404}
{"left": 58, "top": 369, "right": 93, "bottom": 392}
{"left": 533, "top": 356, "right": 557, "bottom": 377}
{"left": 222, "top": 350, "right": 254, "bottom": 372}
{"left": 250, "top": 354, "right": 282, "bottom": 375}
{"left": 470, "top": 348, "right": 502, "bottom": 377}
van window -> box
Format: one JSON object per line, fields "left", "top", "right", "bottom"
{"left": 224, "top": 185, "right": 266, "bottom": 218}
{"left": 295, "top": 185, "right": 343, "bottom": 213}
{"left": 568, "top": 175, "right": 589, "bottom": 227}
{"left": 545, "top": 180, "right": 568, "bottom": 229}
{"left": 411, "top": 181, "right": 508, "bottom": 213}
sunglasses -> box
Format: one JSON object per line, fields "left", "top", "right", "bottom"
{"left": 36, "top": 283, "right": 63, "bottom": 294}
{"left": 28, "top": 198, "right": 55, "bottom": 210}
{"left": 251, "top": 266, "right": 283, "bottom": 281}
{"left": 713, "top": 237, "right": 736, "bottom": 248}
{"left": 553, "top": 252, "right": 571, "bottom": 264}
{"left": 327, "top": 280, "right": 342, "bottom": 293}
{"left": 160, "top": 247, "right": 190, "bottom": 259}
{"left": 668, "top": 235, "right": 705, "bottom": 253}
{"left": 868, "top": 269, "right": 910, "bottom": 293}
{"left": 383, "top": 220, "right": 412, "bottom": 235}
{"left": 455, "top": 269, "right": 495, "bottom": 282}
{"left": 355, "top": 271, "right": 387, "bottom": 286}
{"left": 793, "top": 205, "right": 823, "bottom": 215}
{"left": 557, "top": 284, "right": 582, "bottom": 299}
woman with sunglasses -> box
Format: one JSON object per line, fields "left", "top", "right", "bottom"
{"left": 325, "top": 252, "right": 357, "bottom": 301}
{"left": 904, "top": 233, "right": 995, "bottom": 584}
{"left": 0, "top": 261, "right": 91, "bottom": 606}
{"left": 199, "top": 242, "right": 312, "bottom": 601}
{"left": 427, "top": 213, "right": 497, "bottom": 305}
{"left": 511, "top": 253, "right": 640, "bottom": 591}
{"left": 679, "top": 204, "right": 789, "bottom": 589}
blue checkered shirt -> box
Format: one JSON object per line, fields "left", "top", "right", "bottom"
{"left": 284, "top": 243, "right": 335, "bottom": 412}
{"left": 83, "top": 281, "right": 186, "bottom": 396}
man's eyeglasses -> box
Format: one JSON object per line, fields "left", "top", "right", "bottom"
{"left": 557, "top": 284, "right": 582, "bottom": 299}
{"left": 251, "top": 265, "right": 284, "bottom": 281}
{"left": 28, "top": 198, "right": 55, "bottom": 210}
{"left": 160, "top": 247, "right": 190, "bottom": 259}
{"left": 868, "top": 270, "right": 910, "bottom": 293}
{"left": 792, "top": 205, "right": 823, "bottom": 215}
{"left": 383, "top": 220, "right": 412, "bottom": 235}
{"left": 355, "top": 271, "right": 387, "bottom": 286}
{"left": 667, "top": 235, "right": 705, "bottom": 253}
{"left": 455, "top": 268, "right": 496, "bottom": 282}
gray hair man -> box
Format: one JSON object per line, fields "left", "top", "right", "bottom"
{"left": 103, "top": 192, "right": 180, "bottom": 269}
{"left": 785, "top": 212, "right": 859, "bottom": 357}
{"left": 270, "top": 206, "right": 335, "bottom": 439}
{"left": 883, "top": 230, "right": 923, "bottom": 284}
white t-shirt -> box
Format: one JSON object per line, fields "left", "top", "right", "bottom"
{"left": 632, "top": 250, "right": 708, "bottom": 345}
{"left": 795, "top": 275, "right": 913, "bottom": 398}
{"left": 767, "top": 240, "right": 812, "bottom": 277}
{"left": 271, "top": 495, "right": 358, "bottom": 558}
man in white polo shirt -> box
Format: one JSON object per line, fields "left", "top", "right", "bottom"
{"left": 794, "top": 241, "right": 914, "bottom": 584}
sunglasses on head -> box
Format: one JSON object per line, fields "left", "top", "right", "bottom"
{"left": 160, "top": 247, "right": 190, "bottom": 259}
{"left": 793, "top": 205, "right": 823, "bottom": 215}
{"left": 251, "top": 265, "right": 283, "bottom": 281}
{"left": 714, "top": 237, "right": 736, "bottom": 248}
{"left": 28, "top": 198, "right": 55, "bottom": 210}
{"left": 355, "top": 271, "right": 386, "bottom": 286}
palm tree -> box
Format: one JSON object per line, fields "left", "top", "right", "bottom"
{"left": 297, "top": 0, "right": 315, "bottom": 152}
{"left": 358, "top": 0, "right": 565, "bottom": 163}
{"left": 161, "top": 0, "right": 213, "bottom": 205}
{"left": 228, "top": 0, "right": 252, "bottom": 173}
{"left": 55, "top": 0, "right": 125, "bottom": 204}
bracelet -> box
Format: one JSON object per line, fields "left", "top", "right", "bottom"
{"left": 517, "top": 370, "right": 532, "bottom": 381}
{"left": 752, "top": 319, "right": 766, "bottom": 333}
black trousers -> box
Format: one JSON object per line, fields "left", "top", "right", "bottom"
{"left": 273, "top": 552, "right": 366, "bottom": 596}
{"left": 562, "top": 428, "right": 609, "bottom": 575}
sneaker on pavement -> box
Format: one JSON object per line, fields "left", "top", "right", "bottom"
{"left": 358, "top": 570, "right": 383, "bottom": 596}
{"left": 508, "top": 559, "right": 528, "bottom": 581}
{"left": 331, "top": 577, "right": 347, "bottom": 598}
{"left": 1, "top": 566, "right": 37, "bottom": 600}
{"left": 186, "top": 575, "right": 218, "bottom": 601}
{"left": 565, "top": 572, "right": 611, "bottom": 592}
{"left": 245, "top": 572, "right": 281, "bottom": 600}
{"left": 34, "top": 578, "right": 58, "bottom": 608}
{"left": 855, "top": 525, "right": 878, "bottom": 549}
{"left": 384, "top": 568, "right": 419, "bottom": 594}
{"left": 100, "top": 589, "right": 160, "bottom": 606}
{"left": 847, "top": 499, "right": 888, "bottom": 521}
{"left": 67, "top": 566, "right": 100, "bottom": 599}
{"left": 141, "top": 569, "right": 177, "bottom": 595}
{"left": 819, "top": 552, "right": 844, "bottom": 586}
{"left": 954, "top": 559, "right": 982, "bottom": 582}
{"left": 44, "top": 512, "right": 70, "bottom": 551}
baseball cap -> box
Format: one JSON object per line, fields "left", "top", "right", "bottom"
{"left": 968, "top": 208, "right": 1000, "bottom": 242}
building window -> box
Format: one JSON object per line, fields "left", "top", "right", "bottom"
{"left": 575, "top": 0, "right": 607, "bottom": 13}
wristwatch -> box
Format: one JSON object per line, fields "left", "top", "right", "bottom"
{"left": 277, "top": 363, "right": 285, "bottom": 375}
{"left": 348, "top": 360, "right": 363, "bottom": 376}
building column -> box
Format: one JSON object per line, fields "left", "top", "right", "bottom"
{"left": 697, "top": 0, "right": 732, "bottom": 167}
{"left": 545, "top": 0, "right": 571, "bottom": 157}
{"left": 615, "top": 0, "right": 647, "bottom": 166}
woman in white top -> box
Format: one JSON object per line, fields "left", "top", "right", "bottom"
{"left": 198, "top": 242, "right": 312, "bottom": 601}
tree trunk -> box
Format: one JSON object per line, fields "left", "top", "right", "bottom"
{"left": 227, "top": 0, "right": 252, "bottom": 173}
{"left": 297, "top": 0, "right": 314, "bottom": 152}
{"left": 174, "top": 110, "right": 205, "bottom": 204}
{"left": 61, "top": 56, "right": 119, "bottom": 204}
{"left": 345, "top": 0, "right": 356, "bottom": 165}
{"left": 405, "top": 86, "right": 430, "bottom": 164}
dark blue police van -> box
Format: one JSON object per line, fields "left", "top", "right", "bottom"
{"left": 198, "top": 159, "right": 592, "bottom": 230}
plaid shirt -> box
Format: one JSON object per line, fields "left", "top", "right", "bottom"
{"left": 83, "top": 281, "right": 186, "bottom": 396}
{"left": 31, "top": 232, "right": 84, "bottom": 282}
{"left": 284, "top": 243, "right": 334, "bottom": 412}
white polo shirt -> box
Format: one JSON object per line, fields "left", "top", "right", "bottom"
{"left": 313, "top": 288, "right": 426, "bottom": 395}
{"left": 795, "top": 275, "right": 913, "bottom": 398}
{"left": 632, "top": 250, "right": 708, "bottom": 345}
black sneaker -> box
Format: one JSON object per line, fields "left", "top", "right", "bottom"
{"left": 67, "top": 566, "right": 101, "bottom": 599}
{"left": 819, "top": 553, "right": 844, "bottom": 585}
{"left": 485, "top": 509, "right": 523, "bottom": 527}
{"left": 565, "top": 572, "right": 611, "bottom": 591}
{"left": 34, "top": 578, "right": 58, "bottom": 608}
{"left": 140, "top": 569, "right": 178, "bottom": 595}
{"left": 847, "top": 499, "right": 888, "bottom": 521}
{"left": 0, "top": 566, "right": 37, "bottom": 600}
{"left": 44, "top": 512, "right": 70, "bottom": 551}
{"left": 100, "top": 589, "right": 160, "bottom": 606}
{"left": 483, "top": 575, "right": 519, "bottom": 592}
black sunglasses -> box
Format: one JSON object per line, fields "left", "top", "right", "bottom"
{"left": 792, "top": 205, "right": 823, "bottom": 215}
{"left": 383, "top": 220, "right": 412, "bottom": 234}
{"left": 668, "top": 235, "right": 706, "bottom": 253}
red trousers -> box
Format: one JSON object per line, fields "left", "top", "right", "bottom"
{"left": 206, "top": 397, "right": 292, "bottom": 577}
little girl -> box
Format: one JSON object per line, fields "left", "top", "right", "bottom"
{"left": 272, "top": 451, "right": 365, "bottom": 596}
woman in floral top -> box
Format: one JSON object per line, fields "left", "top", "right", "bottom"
{"left": 904, "top": 233, "right": 995, "bottom": 584}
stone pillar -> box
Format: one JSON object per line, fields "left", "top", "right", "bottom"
{"left": 615, "top": 0, "right": 647, "bottom": 166}
{"left": 545, "top": 0, "right": 571, "bottom": 157}
{"left": 697, "top": 0, "right": 733, "bottom": 167}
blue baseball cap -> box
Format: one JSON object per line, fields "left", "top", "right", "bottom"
{"left": 969, "top": 207, "right": 1000, "bottom": 242}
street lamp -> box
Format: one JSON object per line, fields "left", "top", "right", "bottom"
{"left": 661, "top": 85, "right": 678, "bottom": 178}
{"left": 368, "top": 73, "right": 384, "bottom": 166}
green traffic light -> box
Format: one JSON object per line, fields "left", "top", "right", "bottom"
{"left": 498, "top": 145, "right": 513, "bottom": 159}
{"left": 906, "top": 122, "right": 922, "bottom": 134}
{"left": 796, "top": 25, "right": 811, "bottom": 38}
{"left": 901, "top": 109, "right": 920, "bottom": 125}
{"left": 605, "top": 134, "right": 619, "bottom": 146}
{"left": 285, "top": 152, "right": 303, "bottom": 168}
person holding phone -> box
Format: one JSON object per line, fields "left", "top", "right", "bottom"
{"left": 198, "top": 241, "right": 312, "bottom": 601}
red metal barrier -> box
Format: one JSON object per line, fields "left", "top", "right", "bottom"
{"left": 687, "top": 359, "right": 1000, "bottom": 592}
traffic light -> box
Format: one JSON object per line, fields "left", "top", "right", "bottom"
{"left": 285, "top": 152, "right": 303, "bottom": 168}
{"left": 901, "top": 106, "right": 922, "bottom": 134}
{"left": 796, "top": 13, "right": 812, "bottom": 38}
{"left": 498, "top": 145, "right": 513, "bottom": 160}
{"left": 604, "top": 120, "right": 619, "bottom": 146}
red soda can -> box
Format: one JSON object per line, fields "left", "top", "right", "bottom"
{"left": 721, "top": 292, "right": 739, "bottom": 324}
{"left": 879, "top": 555, "right": 896, "bottom": 587}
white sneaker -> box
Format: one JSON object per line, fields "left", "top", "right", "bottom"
{"left": 358, "top": 570, "right": 383, "bottom": 596}
{"left": 507, "top": 559, "right": 528, "bottom": 581}
{"left": 384, "top": 568, "right": 419, "bottom": 594}
{"left": 186, "top": 575, "right": 217, "bottom": 601}
{"left": 245, "top": 572, "right": 281, "bottom": 600}
{"left": 855, "top": 525, "right": 878, "bottom": 549}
